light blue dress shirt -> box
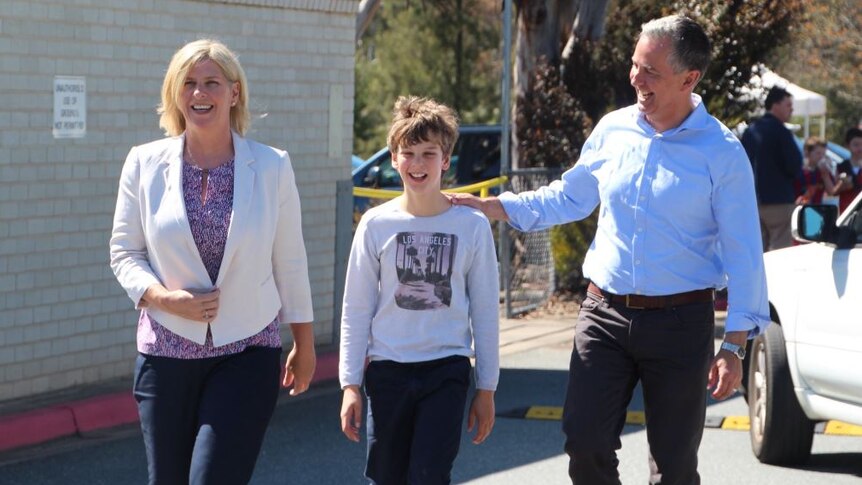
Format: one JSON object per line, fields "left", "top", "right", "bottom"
{"left": 500, "top": 95, "right": 770, "bottom": 335}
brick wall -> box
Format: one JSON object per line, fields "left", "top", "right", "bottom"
{"left": 0, "top": 0, "right": 355, "bottom": 401}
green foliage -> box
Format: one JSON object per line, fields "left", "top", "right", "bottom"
{"left": 562, "top": 0, "right": 805, "bottom": 128}
{"left": 353, "top": 0, "right": 502, "bottom": 158}
{"left": 515, "top": 60, "right": 592, "bottom": 169}
{"left": 772, "top": 0, "right": 862, "bottom": 142}
{"left": 685, "top": 0, "right": 807, "bottom": 126}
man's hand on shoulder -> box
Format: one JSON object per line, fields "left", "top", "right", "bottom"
{"left": 447, "top": 193, "right": 509, "bottom": 221}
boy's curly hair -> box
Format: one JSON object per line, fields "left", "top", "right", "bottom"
{"left": 387, "top": 96, "right": 459, "bottom": 157}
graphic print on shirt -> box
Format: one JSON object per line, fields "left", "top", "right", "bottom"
{"left": 394, "top": 231, "right": 458, "bottom": 310}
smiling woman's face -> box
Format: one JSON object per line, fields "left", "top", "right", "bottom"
{"left": 179, "top": 59, "right": 238, "bottom": 135}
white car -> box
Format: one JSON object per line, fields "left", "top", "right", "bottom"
{"left": 748, "top": 192, "right": 862, "bottom": 465}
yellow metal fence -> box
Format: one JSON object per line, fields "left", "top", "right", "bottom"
{"left": 352, "top": 176, "right": 509, "bottom": 200}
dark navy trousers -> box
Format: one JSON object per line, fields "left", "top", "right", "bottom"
{"left": 364, "top": 355, "right": 472, "bottom": 485}
{"left": 133, "top": 346, "right": 281, "bottom": 485}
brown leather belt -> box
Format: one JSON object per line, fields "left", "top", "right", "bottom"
{"left": 587, "top": 282, "right": 714, "bottom": 310}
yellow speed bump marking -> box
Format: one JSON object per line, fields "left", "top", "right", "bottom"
{"left": 824, "top": 421, "right": 862, "bottom": 436}
{"left": 626, "top": 410, "right": 645, "bottom": 425}
{"left": 720, "top": 415, "right": 750, "bottom": 431}
{"left": 522, "top": 407, "right": 645, "bottom": 424}
{"left": 525, "top": 406, "right": 562, "bottom": 420}
{"left": 516, "top": 407, "right": 861, "bottom": 436}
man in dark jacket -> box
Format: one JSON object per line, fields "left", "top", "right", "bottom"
{"left": 742, "top": 86, "right": 803, "bottom": 250}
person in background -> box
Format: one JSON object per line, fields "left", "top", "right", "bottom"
{"left": 795, "top": 136, "right": 836, "bottom": 205}
{"left": 742, "top": 85, "right": 803, "bottom": 250}
{"left": 110, "top": 39, "right": 315, "bottom": 484}
{"left": 451, "top": 14, "right": 768, "bottom": 484}
{"left": 833, "top": 127, "right": 862, "bottom": 212}
{"left": 339, "top": 96, "right": 500, "bottom": 484}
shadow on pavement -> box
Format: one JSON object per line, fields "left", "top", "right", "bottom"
{"left": 796, "top": 452, "right": 862, "bottom": 476}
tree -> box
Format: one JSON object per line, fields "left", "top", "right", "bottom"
{"left": 773, "top": 0, "right": 862, "bottom": 141}
{"left": 562, "top": 0, "right": 806, "bottom": 129}
{"left": 356, "top": 0, "right": 382, "bottom": 42}
{"left": 353, "top": 0, "right": 502, "bottom": 157}
{"left": 511, "top": 0, "right": 610, "bottom": 168}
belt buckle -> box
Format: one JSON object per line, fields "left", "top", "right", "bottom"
{"left": 625, "top": 294, "right": 646, "bottom": 310}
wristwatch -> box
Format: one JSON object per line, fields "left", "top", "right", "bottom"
{"left": 720, "top": 341, "right": 746, "bottom": 360}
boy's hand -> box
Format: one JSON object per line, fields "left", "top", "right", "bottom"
{"left": 341, "top": 386, "right": 363, "bottom": 442}
{"left": 467, "top": 389, "right": 495, "bottom": 444}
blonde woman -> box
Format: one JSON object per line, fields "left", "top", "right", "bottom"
{"left": 110, "top": 39, "right": 314, "bottom": 484}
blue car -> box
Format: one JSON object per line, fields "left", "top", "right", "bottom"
{"left": 351, "top": 154, "right": 365, "bottom": 171}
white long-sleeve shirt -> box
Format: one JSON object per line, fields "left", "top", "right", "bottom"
{"left": 339, "top": 200, "right": 500, "bottom": 390}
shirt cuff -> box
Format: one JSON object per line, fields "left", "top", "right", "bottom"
{"left": 499, "top": 191, "right": 537, "bottom": 232}
{"left": 724, "top": 312, "right": 762, "bottom": 338}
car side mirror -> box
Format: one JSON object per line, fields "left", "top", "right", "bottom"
{"left": 363, "top": 165, "right": 382, "bottom": 187}
{"left": 791, "top": 204, "right": 838, "bottom": 244}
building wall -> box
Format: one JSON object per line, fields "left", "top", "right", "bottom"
{"left": 0, "top": 0, "right": 355, "bottom": 401}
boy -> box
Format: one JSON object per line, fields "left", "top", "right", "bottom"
{"left": 834, "top": 127, "right": 862, "bottom": 212}
{"left": 339, "top": 96, "right": 500, "bottom": 484}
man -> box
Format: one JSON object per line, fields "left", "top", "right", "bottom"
{"left": 450, "top": 14, "right": 769, "bottom": 485}
{"left": 741, "top": 85, "right": 803, "bottom": 250}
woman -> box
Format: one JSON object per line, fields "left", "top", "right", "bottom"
{"left": 110, "top": 39, "right": 315, "bottom": 484}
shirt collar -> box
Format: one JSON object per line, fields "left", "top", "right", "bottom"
{"left": 635, "top": 94, "right": 711, "bottom": 136}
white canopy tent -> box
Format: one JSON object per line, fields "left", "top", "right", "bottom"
{"left": 746, "top": 67, "right": 827, "bottom": 138}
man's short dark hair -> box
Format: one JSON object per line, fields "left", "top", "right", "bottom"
{"left": 640, "top": 14, "right": 711, "bottom": 78}
{"left": 845, "top": 127, "right": 862, "bottom": 146}
{"left": 765, "top": 86, "right": 792, "bottom": 110}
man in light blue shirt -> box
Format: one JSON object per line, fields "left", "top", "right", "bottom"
{"left": 452, "top": 14, "right": 769, "bottom": 485}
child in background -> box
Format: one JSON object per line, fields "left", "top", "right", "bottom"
{"left": 339, "top": 96, "right": 500, "bottom": 484}
{"left": 795, "top": 136, "right": 836, "bottom": 205}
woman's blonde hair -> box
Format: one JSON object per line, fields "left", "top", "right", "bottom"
{"left": 158, "top": 39, "right": 250, "bottom": 136}
{"left": 387, "top": 96, "right": 459, "bottom": 156}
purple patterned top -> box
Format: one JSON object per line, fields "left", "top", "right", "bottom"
{"left": 137, "top": 158, "right": 282, "bottom": 358}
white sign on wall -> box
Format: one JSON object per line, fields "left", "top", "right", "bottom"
{"left": 53, "top": 76, "right": 86, "bottom": 138}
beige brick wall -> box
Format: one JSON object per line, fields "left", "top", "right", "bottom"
{"left": 0, "top": 0, "right": 355, "bottom": 401}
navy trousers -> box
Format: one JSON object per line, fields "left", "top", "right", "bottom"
{"left": 133, "top": 346, "right": 281, "bottom": 485}
{"left": 562, "top": 292, "right": 715, "bottom": 485}
{"left": 364, "top": 355, "right": 472, "bottom": 485}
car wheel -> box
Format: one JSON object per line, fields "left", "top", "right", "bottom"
{"left": 740, "top": 340, "right": 752, "bottom": 402}
{"left": 748, "top": 323, "right": 815, "bottom": 465}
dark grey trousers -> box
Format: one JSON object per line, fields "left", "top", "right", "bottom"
{"left": 562, "top": 291, "right": 715, "bottom": 485}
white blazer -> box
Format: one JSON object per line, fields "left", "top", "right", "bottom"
{"left": 110, "top": 132, "right": 314, "bottom": 346}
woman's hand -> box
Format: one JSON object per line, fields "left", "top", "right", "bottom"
{"left": 282, "top": 323, "right": 316, "bottom": 396}
{"left": 142, "top": 284, "right": 220, "bottom": 322}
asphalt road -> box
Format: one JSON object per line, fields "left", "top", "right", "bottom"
{"left": 2, "top": 317, "right": 861, "bottom": 484}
